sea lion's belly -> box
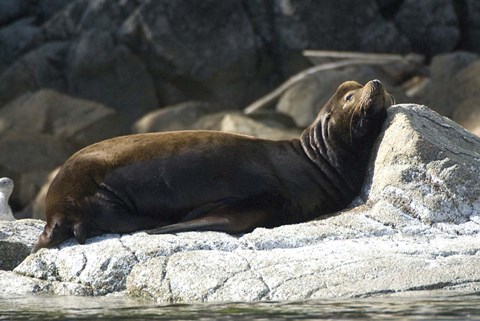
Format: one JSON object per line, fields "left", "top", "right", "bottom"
{"left": 89, "top": 140, "right": 282, "bottom": 223}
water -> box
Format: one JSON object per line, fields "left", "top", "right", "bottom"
{"left": 1, "top": 294, "right": 480, "bottom": 320}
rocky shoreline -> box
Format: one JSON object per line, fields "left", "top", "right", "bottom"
{"left": 1, "top": 104, "right": 479, "bottom": 303}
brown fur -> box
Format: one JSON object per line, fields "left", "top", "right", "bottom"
{"left": 32, "top": 80, "right": 393, "bottom": 253}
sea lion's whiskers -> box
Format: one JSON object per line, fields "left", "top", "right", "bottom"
{"left": 349, "top": 110, "right": 356, "bottom": 144}
{"left": 388, "top": 93, "right": 396, "bottom": 106}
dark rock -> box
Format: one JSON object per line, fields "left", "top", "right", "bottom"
{"left": 463, "top": 0, "right": 480, "bottom": 52}
{"left": 0, "top": 42, "right": 70, "bottom": 107}
{"left": 66, "top": 31, "right": 158, "bottom": 129}
{"left": 33, "top": 0, "right": 71, "bottom": 22}
{"left": 273, "top": 0, "right": 411, "bottom": 54}
{"left": 118, "top": 0, "right": 273, "bottom": 108}
{"left": 393, "top": 0, "right": 460, "bottom": 56}
{"left": 0, "top": 0, "right": 29, "bottom": 26}
{"left": 0, "top": 17, "right": 40, "bottom": 74}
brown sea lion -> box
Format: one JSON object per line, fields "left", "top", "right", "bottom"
{"left": 32, "top": 80, "right": 393, "bottom": 253}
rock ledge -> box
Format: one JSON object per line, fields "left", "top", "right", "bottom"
{"left": 1, "top": 104, "right": 479, "bottom": 302}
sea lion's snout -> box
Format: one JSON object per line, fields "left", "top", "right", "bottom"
{"left": 361, "top": 79, "right": 394, "bottom": 115}
{"left": 371, "top": 79, "right": 381, "bottom": 87}
{"left": 364, "top": 79, "right": 384, "bottom": 96}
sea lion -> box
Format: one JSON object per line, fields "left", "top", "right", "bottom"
{"left": 32, "top": 80, "right": 393, "bottom": 253}
{"left": 0, "top": 177, "right": 15, "bottom": 221}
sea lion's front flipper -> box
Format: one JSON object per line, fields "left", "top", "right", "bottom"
{"left": 147, "top": 208, "right": 269, "bottom": 235}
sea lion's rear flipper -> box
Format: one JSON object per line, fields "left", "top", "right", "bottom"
{"left": 31, "top": 220, "right": 73, "bottom": 253}
{"left": 147, "top": 207, "right": 269, "bottom": 235}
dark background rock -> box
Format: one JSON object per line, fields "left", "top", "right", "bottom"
{"left": 461, "top": 0, "right": 480, "bottom": 52}
{"left": 393, "top": 0, "right": 459, "bottom": 56}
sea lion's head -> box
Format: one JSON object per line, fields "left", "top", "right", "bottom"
{"left": 317, "top": 79, "right": 393, "bottom": 147}
{"left": 309, "top": 79, "right": 394, "bottom": 148}
{"left": 301, "top": 79, "right": 394, "bottom": 175}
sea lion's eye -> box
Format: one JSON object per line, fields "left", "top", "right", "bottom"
{"left": 345, "top": 93, "right": 354, "bottom": 101}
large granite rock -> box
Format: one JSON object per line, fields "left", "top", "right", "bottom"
{"left": 0, "top": 219, "right": 43, "bottom": 271}
{"left": 1, "top": 104, "right": 479, "bottom": 302}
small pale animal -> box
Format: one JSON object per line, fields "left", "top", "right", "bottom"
{"left": 0, "top": 177, "right": 15, "bottom": 221}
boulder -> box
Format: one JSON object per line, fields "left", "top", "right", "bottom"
{"left": 0, "top": 0, "right": 29, "bottom": 26}
{"left": 132, "top": 101, "right": 227, "bottom": 133}
{"left": 0, "top": 89, "right": 120, "bottom": 210}
{"left": 246, "top": 111, "right": 297, "bottom": 130}
{"left": 414, "top": 52, "right": 479, "bottom": 116}
{"left": 0, "top": 17, "right": 40, "bottom": 74}
{"left": 66, "top": 31, "right": 158, "bottom": 129}
{"left": 0, "top": 133, "right": 72, "bottom": 209}
{"left": 0, "top": 219, "right": 44, "bottom": 270}
{"left": 0, "top": 89, "right": 120, "bottom": 149}
{"left": 193, "top": 112, "right": 301, "bottom": 140}
{"left": 444, "top": 59, "right": 480, "bottom": 116}
{"left": 392, "top": 0, "right": 459, "bottom": 56}
{"left": 360, "top": 104, "right": 480, "bottom": 228}
{"left": 0, "top": 42, "right": 70, "bottom": 108}
{"left": 270, "top": 0, "right": 410, "bottom": 53}
{"left": 0, "top": 0, "right": 422, "bottom": 127}
{"left": 451, "top": 98, "right": 480, "bottom": 136}
{"left": 464, "top": 0, "right": 480, "bottom": 52}
{"left": 118, "top": 0, "right": 273, "bottom": 108}
{"left": 2, "top": 104, "right": 478, "bottom": 301}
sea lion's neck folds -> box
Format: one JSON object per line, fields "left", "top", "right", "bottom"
{"left": 299, "top": 127, "right": 355, "bottom": 196}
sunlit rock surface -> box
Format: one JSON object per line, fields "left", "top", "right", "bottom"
{"left": 2, "top": 104, "right": 480, "bottom": 302}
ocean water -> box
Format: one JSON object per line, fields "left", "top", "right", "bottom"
{"left": 1, "top": 294, "right": 480, "bottom": 320}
